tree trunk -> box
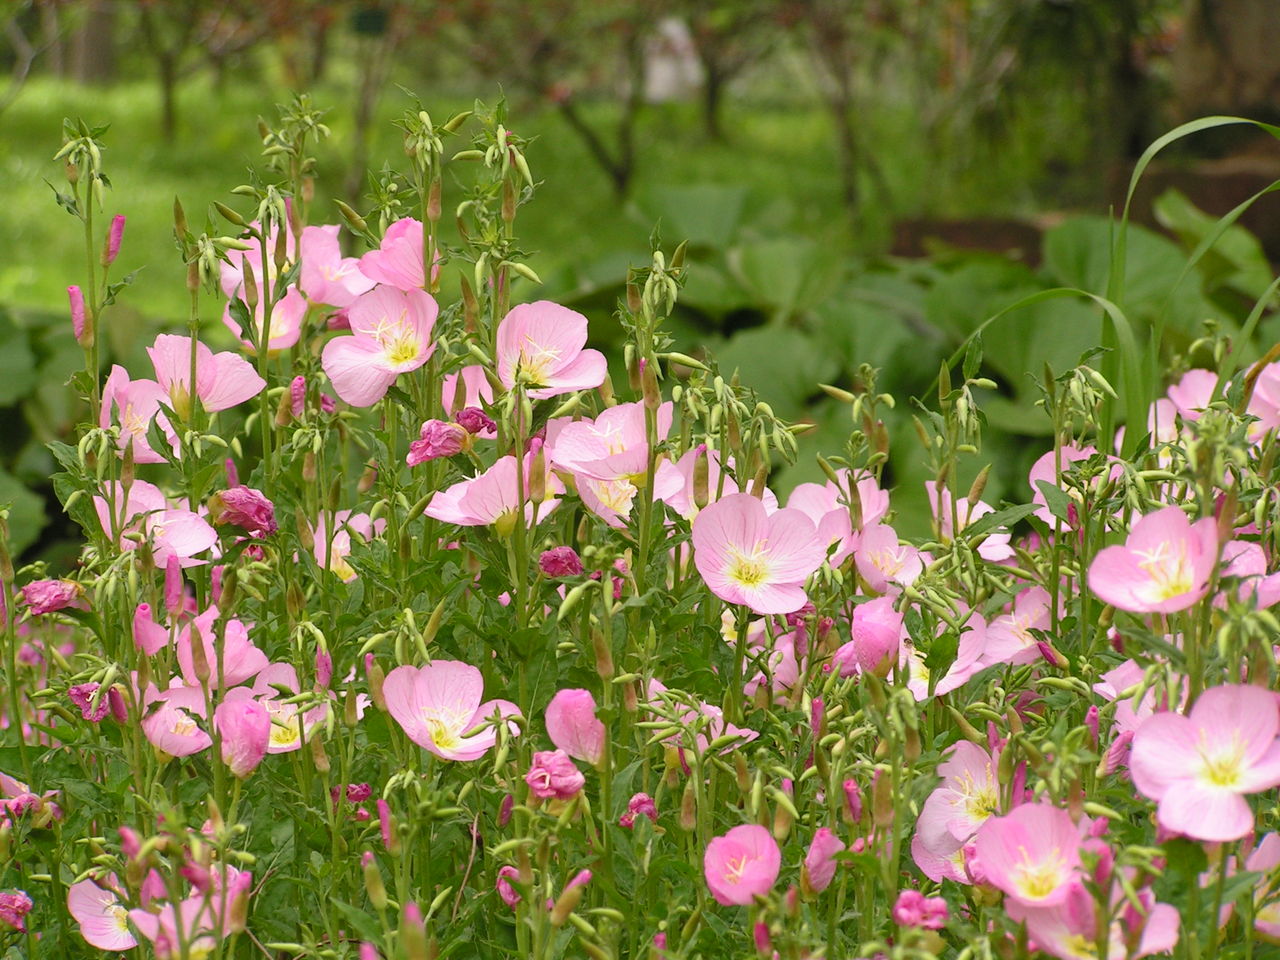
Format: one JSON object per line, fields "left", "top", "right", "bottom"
{"left": 71, "top": 0, "right": 115, "bottom": 84}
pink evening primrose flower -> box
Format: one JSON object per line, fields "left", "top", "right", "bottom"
{"left": 300, "top": 224, "right": 376, "bottom": 307}
{"left": 313, "top": 510, "right": 386, "bottom": 582}
{"left": 213, "top": 699, "right": 271, "bottom": 778}
{"left": 1008, "top": 877, "right": 1180, "bottom": 960}
{"left": 101, "top": 365, "right": 173, "bottom": 464}
{"left": 424, "top": 449, "right": 563, "bottom": 534}
{"left": 853, "top": 522, "right": 924, "bottom": 594}
{"left": 383, "top": 661, "right": 521, "bottom": 761}
{"left": 321, "top": 285, "right": 438, "bottom": 407}
{"left": 495, "top": 301, "right": 607, "bottom": 399}
{"left": 1088, "top": 506, "right": 1218, "bottom": 613}
{"left": 358, "top": 217, "right": 437, "bottom": 291}
{"left": 915, "top": 741, "right": 1000, "bottom": 866}
{"left": 174, "top": 606, "right": 269, "bottom": 689}
{"left": 973, "top": 803, "right": 1084, "bottom": 907}
{"left": 545, "top": 688, "right": 606, "bottom": 765}
{"left": 68, "top": 876, "right": 137, "bottom": 951}
{"left": 704, "top": 824, "right": 781, "bottom": 906}
{"left": 141, "top": 684, "right": 212, "bottom": 758}
{"left": 925, "top": 480, "right": 1014, "bottom": 562}
{"left": 1129, "top": 683, "right": 1280, "bottom": 842}
{"left": 692, "top": 492, "right": 826, "bottom": 615}
{"left": 93, "top": 480, "right": 217, "bottom": 568}
{"left": 146, "top": 334, "right": 267, "bottom": 417}
{"left": 655, "top": 445, "right": 778, "bottom": 520}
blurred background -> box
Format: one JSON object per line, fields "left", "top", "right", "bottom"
{"left": 2, "top": 0, "right": 1280, "bottom": 561}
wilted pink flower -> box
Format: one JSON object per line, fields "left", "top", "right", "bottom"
{"left": 69, "top": 683, "right": 109, "bottom": 722}
{"left": 620, "top": 792, "right": 658, "bottom": 828}
{"left": 21, "top": 579, "right": 81, "bottom": 615}
{"left": 973, "top": 803, "right": 1083, "bottom": 907}
{"left": 1088, "top": 506, "right": 1218, "bottom": 613}
{"left": 384, "top": 661, "right": 521, "bottom": 761}
{"left": 892, "top": 889, "right": 948, "bottom": 929}
{"left": 443, "top": 366, "right": 495, "bottom": 426}
{"left": 496, "top": 865, "right": 522, "bottom": 908}
{"left": 105, "top": 214, "right": 126, "bottom": 265}
{"left": 300, "top": 224, "right": 376, "bottom": 307}
{"left": 214, "top": 700, "right": 271, "bottom": 778}
{"left": 496, "top": 301, "right": 607, "bottom": 399}
{"left": 456, "top": 406, "right": 495, "bottom": 435}
{"left": 208, "top": 485, "right": 277, "bottom": 537}
{"left": 803, "top": 827, "right": 845, "bottom": 893}
{"left": 525, "top": 749, "right": 584, "bottom": 800}
{"left": 68, "top": 285, "right": 87, "bottom": 342}
{"left": 406, "top": 419, "right": 466, "bottom": 466}
{"left": 68, "top": 876, "right": 136, "bottom": 950}
{"left": 545, "top": 688, "right": 605, "bottom": 765}
{"left": 692, "top": 493, "right": 826, "bottom": 615}
{"left": 704, "top": 824, "right": 781, "bottom": 906}
{"left": 539, "top": 546, "right": 583, "bottom": 578}
{"left": 0, "top": 890, "right": 32, "bottom": 931}
{"left": 1130, "top": 683, "right": 1280, "bottom": 841}
{"left": 147, "top": 333, "right": 266, "bottom": 417}
{"left": 321, "top": 286, "right": 438, "bottom": 407}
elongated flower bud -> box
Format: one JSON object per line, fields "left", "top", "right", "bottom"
{"left": 103, "top": 214, "right": 126, "bottom": 265}
{"left": 68, "top": 285, "right": 90, "bottom": 347}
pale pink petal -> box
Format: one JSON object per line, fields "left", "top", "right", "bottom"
{"left": 322, "top": 335, "right": 397, "bottom": 407}
{"left": 1129, "top": 713, "right": 1199, "bottom": 800}
{"left": 202, "top": 352, "right": 266, "bottom": 411}
{"left": 1158, "top": 782, "right": 1255, "bottom": 842}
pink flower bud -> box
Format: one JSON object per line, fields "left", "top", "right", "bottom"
{"left": 214, "top": 700, "right": 271, "bottom": 778}
{"left": 803, "top": 826, "right": 845, "bottom": 893}
{"left": 406, "top": 419, "right": 467, "bottom": 466}
{"left": 360, "top": 943, "right": 380, "bottom": 960}
{"left": 118, "top": 825, "right": 141, "bottom": 858}
{"left": 545, "top": 688, "right": 605, "bottom": 765}
{"left": 68, "top": 285, "right": 86, "bottom": 342}
{"left": 224, "top": 457, "right": 239, "bottom": 487}
{"left": 850, "top": 597, "right": 901, "bottom": 677}
{"left": 525, "top": 749, "right": 584, "bottom": 800}
{"left": 320, "top": 393, "right": 336, "bottom": 414}
{"left": 315, "top": 649, "right": 333, "bottom": 688}
{"left": 842, "top": 779, "right": 862, "bottom": 821}
{"left": 496, "top": 865, "right": 521, "bottom": 908}
{"left": 164, "top": 556, "right": 183, "bottom": 616}
{"left": 1084, "top": 705, "right": 1099, "bottom": 746}
{"left": 455, "top": 406, "right": 496, "bottom": 435}
{"left": 538, "top": 546, "right": 583, "bottom": 578}
{"left": 619, "top": 792, "right": 658, "bottom": 828}
{"left": 105, "top": 215, "right": 126, "bottom": 265}
{"left": 290, "top": 375, "right": 307, "bottom": 416}
{"left": 499, "top": 793, "right": 514, "bottom": 827}
{"left": 753, "top": 921, "right": 771, "bottom": 956}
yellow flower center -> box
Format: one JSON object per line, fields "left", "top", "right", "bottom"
{"left": 170, "top": 709, "right": 198, "bottom": 737}
{"left": 269, "top": 712, "right": 301, "bottom": 748}
{"left": 1199, "top": 735, "right": 1245, "bottom": 788}
{"left": 428, "top": 719, "right": 461, "bottom": 751}
{"left": 1136, "top": 542, "right": 1193, "bottom": 601}
{"left": 516, "top": 340, "right": 562, "bottom": 386}
{"left": 1014, "top": 850, "right": 1066, "bottom": 900}
{"left": 724, "top": 854, "right": 748, "bottom": 884}
{"left": 111, "top": 905, "right": 129, "bottom": 933}
{"left": 727, "top": 550, "right": 769, "bottom": 588}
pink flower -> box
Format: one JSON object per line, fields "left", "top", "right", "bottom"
{"left": 892, "top": 889, "right": 948, "bottom": 930}
{"left": 925, "top": 481, "right": 1013, "bottom": 562}
{"left": 358, "top": 217, "right": 434, "bottom": 291}
{"left": 321, "top": 286, "right": 438, "bottom": 407}
{"left": 525, "top": 749, "right": 585, "bottom": 799}
{"left": 973, "top": 803, "right": 1083, "bottom": 907}
{"left": 1010, "top": 879, "right": 1179, "bottom": 960}
{"left": 1129, "top": 683, "right": 1280, "bottom": 841}
{"left": 313, "top": 510, "right": 385, "bottom": 582}
{"left": 141, "top": 685, "right": 211, "bottom": 758}
{"left": 424, "top": 450, "right": 563, "bottom": 533}
{"left": 0, "top": 890, "right": 32, "bottom": 931}
{"left": 496, "top": 301, "right": 607, "bottom": 399}
{"left": 406, "top": 420, "right": 466, "bottom": 466}
{"left": 803, "top": 827, "right": 845, "bottom": 893}
{"left": 496, "top": 865, "right": 522, "bottom": 908}
{"left": 68, "top": 285, "right": 87, "bottom": 342}
{"left": 300, "top": 224, "right": 376, "bottom": 307}
{"left": 692, "top": 493, "right": 826, "bottom": 614}
{"left": 846, "top": 596, "right": 902, "bottom": 676}
{"left": 175, "top": 606, "right": 269, "bottom": 688}
{"left": 539, "top": 546, "right": 583, "bottom": 578}
{"left": 545, "top": 688, "right": 605, "bottom": 765}
{"left": 68, "top": 683, "right": 112, "bottom": 722}
{"left": 208, "top": 486, "right": 277, "bottom": 537}
{"left": 1088, "top": 506, "right": 1218, "bottom": 613}
{"left": 383, "top": 661, "right": 521, "bottom": 761}
{"left": 547, "top": 401, "right": 672, "bottom": 481}
{"left": 981, "top": 586, "right": 1054, "bottom": 668}
{"left": 915, "top": 741, "right": 1000, "bottom": 867}
{"left": 146, "top": 333, "right": 266, "bottom": 417}
{"left": 222, "top": 284, "right": 309, "bottom": 353}
{"left": 20, "top": 579, "right": 80, "bottom": 614}
{"left": 100, "top": 365, "right": 173, "bottom": 463}
{"left": 852, "top": 523, "right": 923, "bottom": 594}
{"left": 214, "top": 700, "right": 271, "bottom": 778}
{"left": 68, "top": 876, "right": 136, "bottom": 950}
{"left": 443, "top": 365, "right": 496, "bottom": 424}
{"left": 704, "top": 824, "right": 781, "bottom": 906}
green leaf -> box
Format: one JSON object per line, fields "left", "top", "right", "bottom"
{"left": 0, "top": 311, "right": 37, "bottom": 405}
{"left": 1034, "top": 479, "right": 1072, "bottom": 523}
{"left": 963, "top": 502, "right": 1039, "bottom": 539}
{"left": 0, "top": 466, "right": 47, "bottom": 554}
{"left": 962, "top": 332, "right": 983, "bottom": 381}
{"left": 634, "top": 183, "right": 747, "bottom": 250}
{"left": 726, "top": 238, "right": 842, "bottom": 322}
{"left": 924, "top": 630, "right": 959, "bottom": 676}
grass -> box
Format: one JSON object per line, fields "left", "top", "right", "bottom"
{"left": 0, "top": 67, "right": 1097, "bottom": 329}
